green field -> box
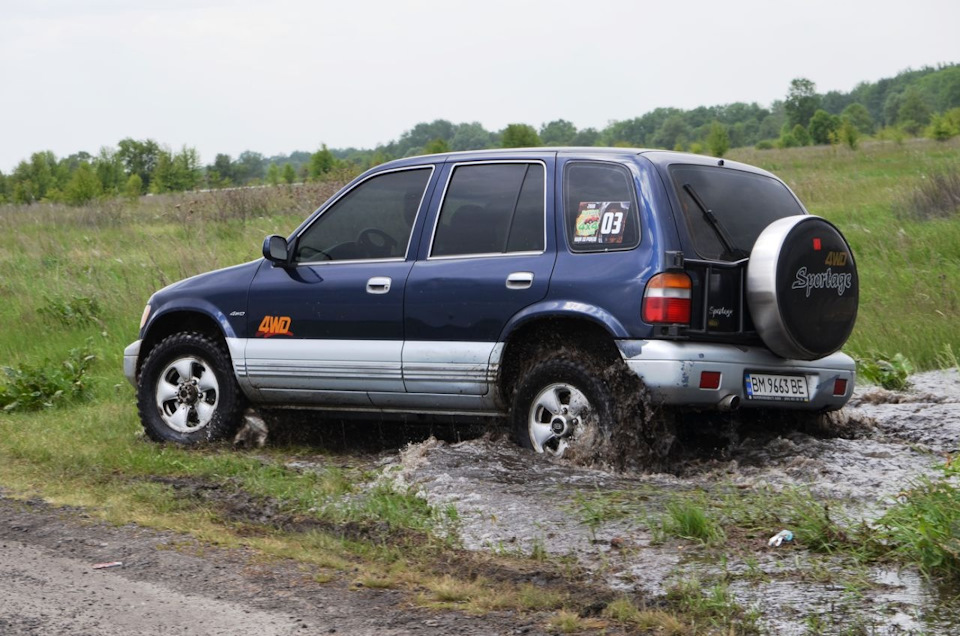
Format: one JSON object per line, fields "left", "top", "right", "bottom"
{"left": 1, "top": 139, "right": 959, "bottom": 632}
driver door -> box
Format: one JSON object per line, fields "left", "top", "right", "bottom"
{"left": 243, "top": 166, "right": 435, "bottom": 404}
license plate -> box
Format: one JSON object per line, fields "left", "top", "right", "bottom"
{"left": 744, "top": 373, "right": 809, "bottom": 402}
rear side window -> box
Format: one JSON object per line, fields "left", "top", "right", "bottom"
{"left": 669, "top": 165, "right": 805, "bottom": 261}
{"left": 432, "top": 163, "right": 545, "bottom": 257}
{"left": 564, "top": 162, "right": 640, "bottom": 252}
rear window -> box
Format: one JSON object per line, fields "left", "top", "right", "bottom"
{"left": 669, "top": 165, "right": 805, "bottom": 261}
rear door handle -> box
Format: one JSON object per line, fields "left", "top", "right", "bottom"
{"left": 366, "top": 276, "right": 392, "bottom": 294}
{"left": 506, "top": 272, "right": 534, "bottom": 290}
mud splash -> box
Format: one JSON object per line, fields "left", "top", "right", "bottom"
{"left": 371, "top": 368, "right": 960, "bottom": 633}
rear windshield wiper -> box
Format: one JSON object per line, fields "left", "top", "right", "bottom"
{"left": 682, "top": 183, "right": 748, "bottom": 260}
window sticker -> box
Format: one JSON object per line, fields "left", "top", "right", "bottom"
{"left": 573, "top": 201, "right": 630, "bottom": 245}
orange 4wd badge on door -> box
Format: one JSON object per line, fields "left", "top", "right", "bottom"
{"left": 256, "top": 315, "right": 293, "bottom": 337}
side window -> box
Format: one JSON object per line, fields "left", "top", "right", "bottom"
{"left": 564, "top": 162, "right": 640, "bottom": 253}
{"left": 295, "top": 168, "right": 431, "bottom": 263}
{"left": 432, "top": 163, "right": 545, "bottom": 257}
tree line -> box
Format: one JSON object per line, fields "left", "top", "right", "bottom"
{"left": 2, "top": 63, "right": 959, "bottom": 206}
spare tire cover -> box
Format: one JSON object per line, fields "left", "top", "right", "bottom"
{"left": 747, "top": 215, "right": 858, "bottom": 360}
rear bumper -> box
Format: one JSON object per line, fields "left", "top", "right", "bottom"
{"left": 617, "top": 340, "right": 855, "bottom": 411}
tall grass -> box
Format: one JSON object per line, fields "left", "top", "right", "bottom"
{"left": 731, "top": 138, "right": 960, "bottom": 370}
{"left": 0, "top": 181, "right": 344, "bottom": 380}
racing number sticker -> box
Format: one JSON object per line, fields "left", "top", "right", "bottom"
{"left": 574, "top": 201, "right": 629, "bottom": 245}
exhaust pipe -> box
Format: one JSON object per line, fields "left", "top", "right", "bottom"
{"left": 718, "top": 394, "right": 741, "bottom": 412}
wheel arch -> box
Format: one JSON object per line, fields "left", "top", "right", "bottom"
{"left": 138, "top": 308, "right": 231, "bottom": 380}
{"left": 496, "top": 310, "right": 623, "bottom": 407}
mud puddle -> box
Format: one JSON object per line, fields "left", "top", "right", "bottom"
{"left": 290, "top": 369, "right": 960, "bottom": 633}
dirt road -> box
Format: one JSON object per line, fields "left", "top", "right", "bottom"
{"left": 0, "top": 497, "right": 542, "bottom": 635}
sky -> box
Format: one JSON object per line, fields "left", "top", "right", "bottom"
{"left": 1, "top": 0, "right": 958, "bottom": 172}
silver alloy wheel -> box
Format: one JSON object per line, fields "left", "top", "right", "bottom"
{"left": 154, "top": 356, "right": 220, "bottom": 433}
{"left": 527, "top": 382, "right": 595, "bottom": 456}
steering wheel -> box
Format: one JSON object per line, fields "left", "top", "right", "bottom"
{"left": 357, "top": 228, "right": 397, "bottom": 257}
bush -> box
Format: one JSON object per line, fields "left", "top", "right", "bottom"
{"left": 836, "top": 117, "right": 860, "bottom": 150}
{"left": 926, "top": 113, "right": 959, "bottom": 141}
{"left": 706, "top": 122, "right": 730, "bottom": 157}
{"left": 38, "top": 294, "right": 102, "bottom": 326}
{"left": 809, "top": 109, "right": 840, "bottom": 145}
{"left": 855, "top": 352, "right": 913, "bottom": 390}
{"left": 0, "top": 345, "right": 96, "bottom": 412}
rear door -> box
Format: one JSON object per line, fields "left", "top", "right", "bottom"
{"left": 402, "top": 157, "right": 557, "bottom": 395}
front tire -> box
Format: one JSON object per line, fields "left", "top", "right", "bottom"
{"left": 137, "top": 332, "right": 244, "bottom": 444}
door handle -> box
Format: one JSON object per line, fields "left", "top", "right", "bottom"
{"left": 366, "top": 276, "right": 392, "bottom": 294}
{"left": 506, "top": 272, "right": 534, "bottom": 290}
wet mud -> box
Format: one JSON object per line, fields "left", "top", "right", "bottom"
{"left": 283, "top": 369, "right": 960, "bottom": 634}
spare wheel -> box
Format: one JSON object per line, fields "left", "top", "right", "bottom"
{"left": 746, "top": 215, "right": 858, "bottom": 360}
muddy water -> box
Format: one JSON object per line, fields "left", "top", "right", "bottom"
{"left": 386, "top": 370, "right": 960, "bottom": 634}
{"left": 297, "top": 369, "right": 960, "bottom": 633}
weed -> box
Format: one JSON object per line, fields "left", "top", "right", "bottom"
{"left": 530, "top": 537, "right": 548, "bottom": 561}
{"left": 937, "top": 343, "right": 959, "bottom": 370}
{"left": 875, "top": 459, "right": 960, "bottom": 581}
{"left": 0, "top": 344, "right": 96, "bottom": 412}
{"left": 603, "top": 598, "right": 686, "bottom": 633}
{"left": 855, "top": 351, "right": 913, "bottom": 390}
{"left": 38, "top": 294, "right": 102, "bottom": 327}
{"left": 741, "top": 556, "right": 769, "bottom": 583}
{"left": 355, "top": 575, "right": 397, "bottom": 589}
{"left": 425, "top": 575, "right": 477, "bottom": 603}
{"left": 894, "top": 168, "right": 960, "bottom": 221}
{"left": 544, "top": 610, "right": 603, "bottom": 633}
{"left": 661, "top": 499, "right": 725, "bottom": 545}
{"left": 665, "top": 576, "right": 760, "bottom": 634}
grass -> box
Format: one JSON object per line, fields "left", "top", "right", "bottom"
{"left": 660, "top": 499, "right": 726, "bottom": 545}
{"left": 665, "top": 577, "right": 761, "bottom": 634}
{"left": 1, "top": 140, "right": 960, "bottom": 630}
{"left": 875, "top": 459, "right": 960, "bottom": 579}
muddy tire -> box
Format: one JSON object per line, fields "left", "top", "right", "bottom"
{"left": 136, "top": 332, "right": 244, "bottom": 444}
{"left": 747, "top": 215, "right": 858, "bottom": 360}
{"left": 511, "top": 353, "right": 618, "bottom": 460}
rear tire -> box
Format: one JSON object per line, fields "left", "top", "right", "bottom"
{"left": 136, "top": 332, "right": 244, "bottom": 444}
{"left": 512, "top": 353, "right": 616, "bottom": 460}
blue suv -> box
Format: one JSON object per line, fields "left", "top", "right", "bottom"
{"left": 124, "top": 148, "right": 858, "bottom": 457}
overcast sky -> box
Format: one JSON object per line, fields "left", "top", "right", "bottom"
{"left": 2, "top": 0, "right": 958, "bottom": 172}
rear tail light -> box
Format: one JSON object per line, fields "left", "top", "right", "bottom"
{"left": 643, "top": 273, "right": 692, "bottom": 324}
{"left": 833, "top": 378, "right": 848, "bottom": 396}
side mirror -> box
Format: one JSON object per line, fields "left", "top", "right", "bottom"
{"left": 262, "top": 235, "right": 290, "bottom": 264}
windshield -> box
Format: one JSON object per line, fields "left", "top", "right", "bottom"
{"left": 669, "top": 165, "right": 805, "bottom": 261}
